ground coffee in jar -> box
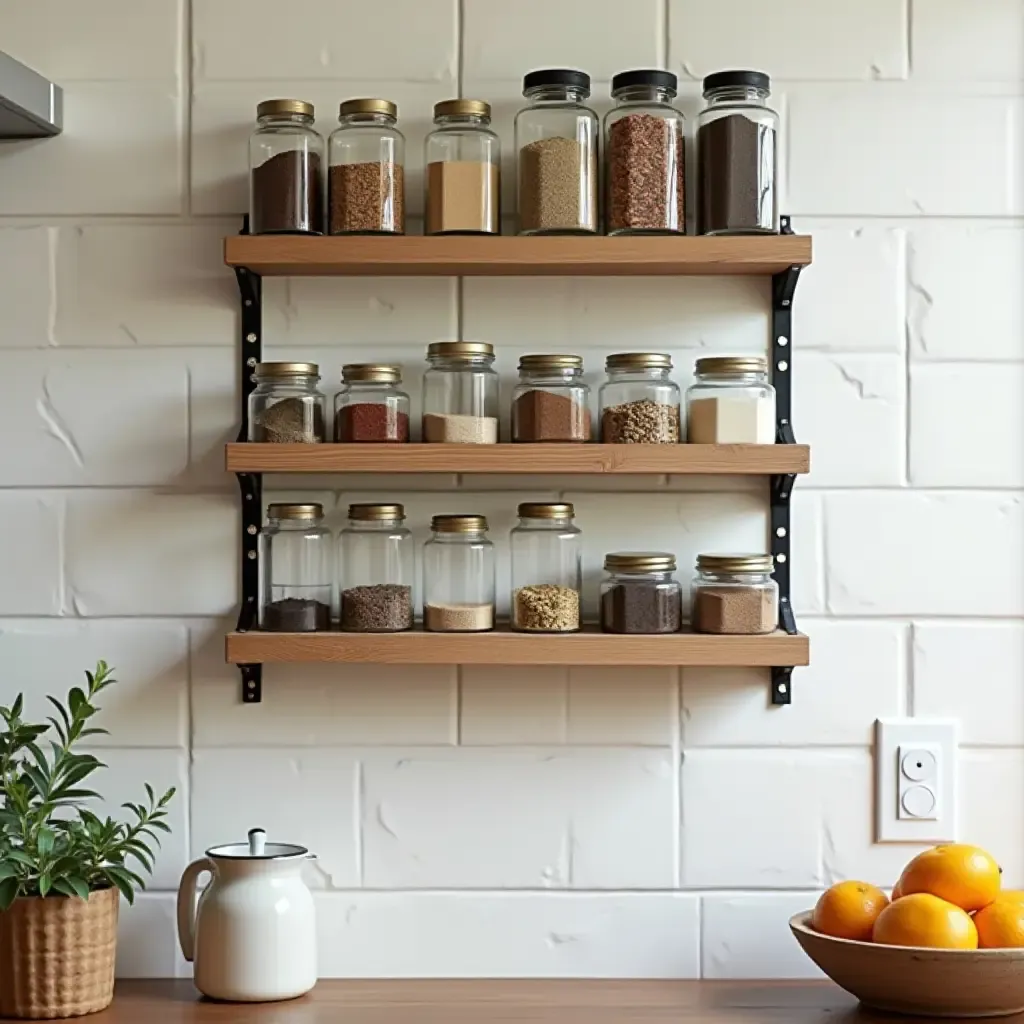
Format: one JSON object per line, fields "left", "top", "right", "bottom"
{"left": 600, "top": 552, "right": 682, "bottom": 634}
{"left": 511, "top": 354, "right": 591, "bottom": 442}
{"left": 692, "top": 553, "right": 778, "bottom": 634}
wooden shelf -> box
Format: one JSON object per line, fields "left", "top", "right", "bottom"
{"left": 225, "top": 442, "right": 810, "bottom": 475}
{"left": 223, "top": 234, "right": 812, "bottom": 277}
{"left": 226, "top": 627, "right": 809, "bottom": 667}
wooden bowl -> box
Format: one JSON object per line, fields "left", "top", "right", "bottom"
{"left": 790, "top": 911, "right": 1024, "bottom": 1018}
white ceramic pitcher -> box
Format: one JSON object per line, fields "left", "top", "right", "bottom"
{"left": 177, "top": 828, "right": 317, "bottom": 1002}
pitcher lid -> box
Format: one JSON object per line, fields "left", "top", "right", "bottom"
{"left": 206, "top": 828, "right": 308, "bottom": 861}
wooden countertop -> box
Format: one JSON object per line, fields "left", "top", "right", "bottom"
{"left": 14, "top": 979, "right": 1023, "bottom": 1023}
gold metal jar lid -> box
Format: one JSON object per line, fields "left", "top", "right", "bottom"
{"left": 257, "top": 99, "right": 314, "bottom": 119}
{"left": 431, "top": 514, "right": 488, "bottom": 533}
{"left": 348, "top": 503, "right": 405, "bottom": 521}
{"left": 267, "top": 502, "right": 323, "bottom": 520}
{"left": 604, "top": 551, "right": 677, "bottom": 572}
{"left": 255, "top": 361, "right": 320, "bottom": 378}
{"left": 517, "top": 502, "right": 575, "bottom": 519}
{"left": 426, "top": 341, "right": 494, "bottom": 359}
{"left": 518, "top": 354, "right": 583, "bottom": 372}
{"left": 434, "top": 98, "right": 491, "bottom": 119}
{"left": 605, "top": 352, "right": 673, "bottom": 371}
{"left": 697, "top": 552, "right": 774, "bottom": 573}
{"left": 695, "top": 356, "right": 768, "bottom": 376}
{"left": 339, "top": 98, "right": 398, "bottom": 119}
{"left": 341, "top": 364, "right": 402, "bottom": 384}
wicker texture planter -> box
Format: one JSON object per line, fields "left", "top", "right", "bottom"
{"left": 0, "top": 887, "right": 118, "bottom": 1019}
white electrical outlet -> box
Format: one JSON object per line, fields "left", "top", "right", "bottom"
{"left": 875, "top": 719, "right": 958, "bottom": 843}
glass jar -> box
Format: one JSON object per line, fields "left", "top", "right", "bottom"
{"left": 258, "top": 503, "right": 333, "bottom": 632}
{"left": 422, "top": 342, "right": 499, "bottom": 443}
{"left": 334, "top": 364, "right": 410, "bottom": 443}
{"left": 686, "top": 356, "right": 776, "bottom": 444}
{"left": 337, "top": 504, "right": 414, "bottom": 632}
{"left": 605, "top": 70, "right": 685, "bottom": 235}
{"left": 511, "top": 354, "right": 591, "bottom": 442}
{"left": 510, "top": 503, "right": 582, "bottom": 633}
{"left": 696, "top": 70, "right": 779, "bottom": 235}
{"left": 600, "top": 552, "right": 682, "bottom": 634}
{"left": 425, "top": 99, "right": 500, "bottom": 235}
{"left": 692, "top": 553, "right": 778, "bottom": 634}
{"left": 423, "top": 515, "right": 496, "bottom": 632}
{"left": 598, "top": 353, "right": 681, "bottom": 443}
{"left": 328, "top": 98, "right": 405, "bottom": 234}
{"left": 514, "top": 69, "right": 599, "bottom": 235}
{"left": 248, "top": 362, "right": 326, "bottom": 443}
{"left": 249, "top": 99, "right": 324, "bottom": 236}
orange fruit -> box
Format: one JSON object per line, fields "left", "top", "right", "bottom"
{"left": 896, "top": 844, "right": 1001, "bottom": 912}
{"left": 891, "top": 878, "right": 904, "bottom": 901}
{"left": 975, "top": 897, "right": 1024, "bottom": 948}
{"left": 811, "top": 880, "right": 889, "bottom": 942}
{"left": 873, "top": 893, "right": 978, "bottom": 949}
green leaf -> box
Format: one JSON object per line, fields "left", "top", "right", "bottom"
{"left": 37, "top": 873, "right": 51, "bottom": 897}
{"left": 6, "top": 850, "right": 35, "bottom": 868}
{"left": 67, "top": 687, "right": 86, "bottom": 716}
{"left": 0, "top": 876, "right": 21, "bottom": 911}
{"left": 52, "top": 876, "right": 90, "bottom": 901}
{"left": 101, "top": 867, "right": 134, "bottom": 905}
{"left": 11, "top": 693, "right": 23, "bottom": 718}
{"left": 37, "top": 828, "right": 54, "bottom": 857}
{"left": 0, "top": 863, "right": 19, "bottom": 882}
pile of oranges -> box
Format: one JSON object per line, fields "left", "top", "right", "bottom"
{"left": 812, "top": 844, "right": 1024, "bottom": 950}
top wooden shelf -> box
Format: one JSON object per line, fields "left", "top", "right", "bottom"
{"left": 223, "top": 234, "right": 813, "bottom": 277}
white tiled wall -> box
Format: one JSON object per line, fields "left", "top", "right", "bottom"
{"left": 0, "top": 0, "right": 1021, "bottom": 981}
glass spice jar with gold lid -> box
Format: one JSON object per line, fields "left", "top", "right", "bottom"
{"left": 598, "top": 353, "right": 681, "bottom": 443}
{"left": 600, "top": 552, "right": 682, "bottom": 634}
{"left": 510, "top": 503, "right": 582, "bottom": 633}
{"left": 328, "top": 98, "right": 405, "bottom": 234}
{"left": 422, "top": 342, "right": 500, "bottom": 443}
{"left": 511, "top": 354, "right": 591, "bottom": 442}
{"left": 425, "top": 99, "right": 501, "bottom": 235}
{"left": 334, "top": 364, "right": 410, "bottom": 443}
{"left": 692, "top": 552, "right": 777, "bottom": 635}
{"left": 422, "top": 514, "right": 496, "bottom": 632}
{"left": 248, "top": 362, "right": 326, "bottom": 443}
{"left": 258, "top": 503, "right": 333, "bottom": 632}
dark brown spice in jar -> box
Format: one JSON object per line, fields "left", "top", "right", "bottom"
{"left": 335, "top": 403, "right": 410, "bottom": 443}
{"left": 261, "top": 597, "right": 331, "bottom": 632}
{"left": 697, "top": 115, "right": 777, "bottom": 235}
{"left": 329, "top": 162, "right": 405, "bottom": 234}
{"left": 251, "top": 151, "right": 323, "bottom": 235}
{"left": 608, "top": 113, "right": 684, "bottom": 233}
{"left": 341, "top": 584, "right": 413, "bottom": 631}
{"left": 601, "top": 584, "right": 681, "bottom": 634}
{"left": 512, "top": 390, "right": 591, "bottom": 442}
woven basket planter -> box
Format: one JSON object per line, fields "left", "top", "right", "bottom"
{"left": 0, "top": 887, "right": 118, "bottom": 1019}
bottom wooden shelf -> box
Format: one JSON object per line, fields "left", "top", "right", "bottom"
{"left": 225, "top": 627, "right": 809, "bottom": 668}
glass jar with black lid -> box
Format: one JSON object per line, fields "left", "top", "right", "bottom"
{"left": 328, "top": 98, "right": 405, "bottom": 234}
{"left": 258, "top": 503, "right": 333, "bottom": 632}
{"left": 605, "top": 70, "right": 685, "bottom": 235}
{"left": 696, "top": 70, "right": 779, "bottom": 235}
{"left": 514, "top": 69, "right": 599, "bottom": 235}
{"left": 249, "top": 99, "right": 324, "bottom": 235}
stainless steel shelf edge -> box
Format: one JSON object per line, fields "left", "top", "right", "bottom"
{"left": 0, "top": 51, "right": 62, "bottom": 138}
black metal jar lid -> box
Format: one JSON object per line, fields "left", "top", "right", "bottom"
{"left": 522, "top": 69, "right": 591, "bottom": 96}
{"left": 611, "top": 69, "right": 678, "bottom": 96}
{"left": 701, "top": 70, "right": 771, "bottom": 96}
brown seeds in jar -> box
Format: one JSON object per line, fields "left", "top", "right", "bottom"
{"left": 608, "top": 113, "right": 684, "bottom": 234}
{"left": 601, "top": 399, "right": 680, "bottom": 443}
{"left": 329, "top": 162, "right": 405, "bottom": 234}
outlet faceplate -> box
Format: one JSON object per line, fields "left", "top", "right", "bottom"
{"left": 875, "top": 719, "right": 958, "bottom": 843}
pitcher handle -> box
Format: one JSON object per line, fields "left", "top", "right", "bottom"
{"left": 176, "top": 857, "right": 212, "bottom": 963}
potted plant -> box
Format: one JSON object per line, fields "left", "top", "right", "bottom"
{"left": 0, "top": 662, "right": 174, "bottom": 1019}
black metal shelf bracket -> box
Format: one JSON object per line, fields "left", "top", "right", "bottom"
{"left": 234, "top": 222, "right": 264, "bottom": 703}
{"left": 769, "top": 215, "right": 803, "bottom": 706}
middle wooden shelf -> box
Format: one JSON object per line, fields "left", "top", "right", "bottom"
{"left": 225, "top": 442, "right": 810, "bottom": 475}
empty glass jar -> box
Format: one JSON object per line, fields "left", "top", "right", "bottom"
{"left": 334, "top": 364, "right": 410, "bottom": 443}
{"left": 423, "top": 515, "right": 496, "bottom": 632}
{"left": 338, "top": 504, "right": 414, "bottom": 632}
{"left": 249, "top": 99, "right": 324, "bottom": 235}
{"left": 692, "top": 553, "right": 778, "bottom": 634}
{"left": 686, "top": 356, "right": 776, "bottom": 444}
{"left": 422, "top": 342, "right": 499, "bottom": 443}
{"left": 328, "top": 98, "right": 405, "bottom": 234}
{"left": 510, "top": 503, "right": 582, "bottom": 633}
{"left": 599, "top": 353, "right": 681, "bottom": 443}
{"left": 511, "top": 354, "right": 591, "bottom": 442}
{"left": 425, "top": 99, "right": 500, "bottom": 235}
{"left": 515, "top": 69, "right": 599, "bottom": 234}
{"left": 258, "top": 503, "right": 332, "bottom": 632}
{"left": 696, "top": 70, "right": 779, "bottom": 235}
{"left": 600, "top": 552, "right": 682, "bottom": 634}
{"left": 605, "top": 69, "right": 686, "bottom": 235}
{"left": 248, "top": 362, "right": 326, "bottom": 443}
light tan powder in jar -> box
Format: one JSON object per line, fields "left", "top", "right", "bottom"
{"left": 422, "top": 413, "right": 498, "bottom": 444}
{"left": 424, "top": 602, "right": 495, "bottom": 631}
{"left": 693, "top": 587, "right": 776, "bottom": 634}
{"left": 426, "top": 161, "right": 499, "bottom": 234}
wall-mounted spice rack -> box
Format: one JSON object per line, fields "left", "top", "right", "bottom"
{"left": 224, "top": 222, "right": 812, "bottom": 706}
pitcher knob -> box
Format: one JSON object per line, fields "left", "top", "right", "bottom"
{"left": 248, "top": 828, "right": 267, "bottom": 856}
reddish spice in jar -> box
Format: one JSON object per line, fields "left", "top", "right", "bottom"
{"left": 335, "top": 402, "right": 410, "bottom": 442}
